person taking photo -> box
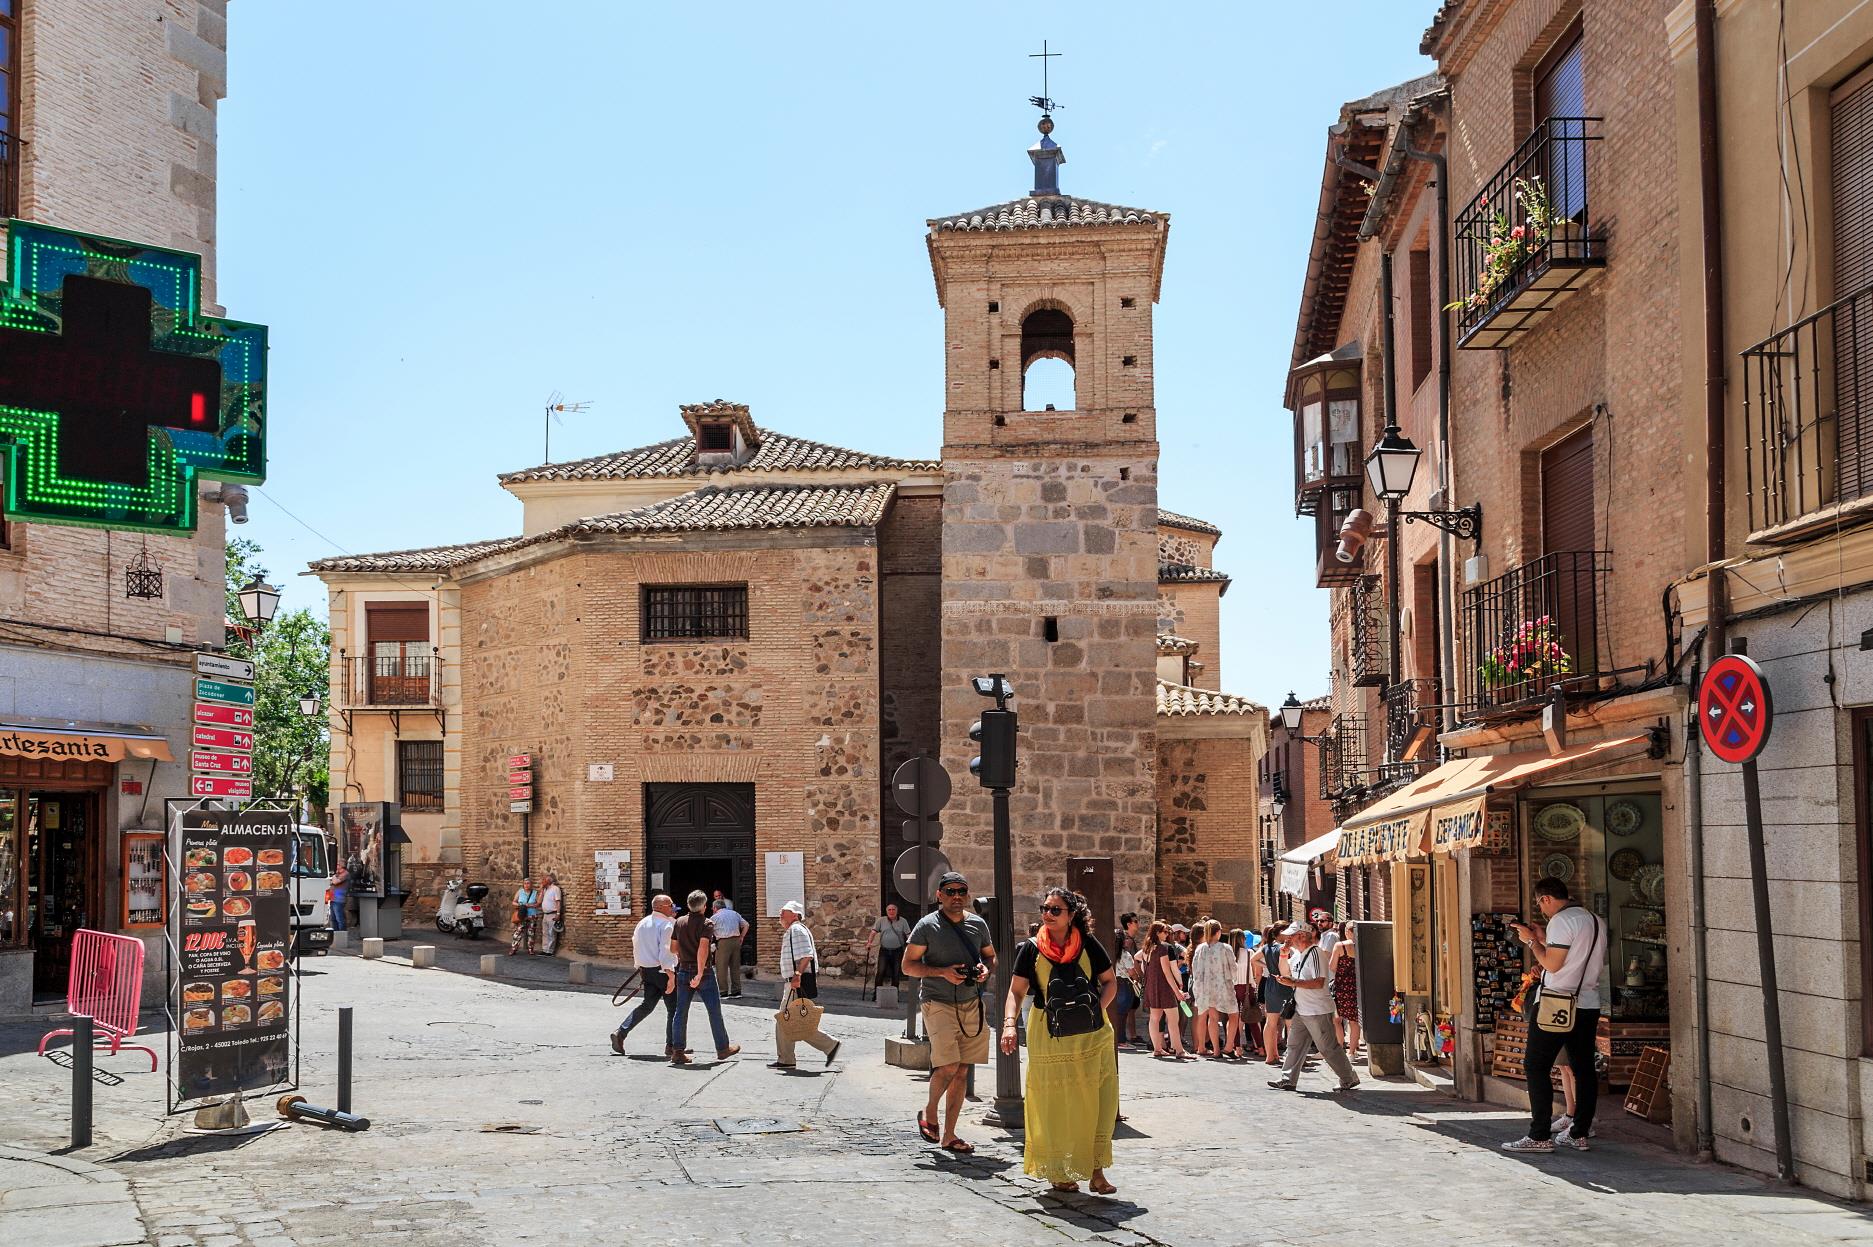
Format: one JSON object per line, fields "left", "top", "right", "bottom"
{"left": 903, "top": 871, "right": 994, "bottom": 1155}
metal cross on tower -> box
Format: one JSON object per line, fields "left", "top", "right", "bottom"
{"left": 1028, "top": 40, "right": 1063, "bottom": 114}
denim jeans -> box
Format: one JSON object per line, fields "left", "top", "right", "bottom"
{"left": 672, "top": 969, "right": 731, "bottom": 1054}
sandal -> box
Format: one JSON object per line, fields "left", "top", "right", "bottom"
{"left": 942, "top": 1138, "right": 976, "bottom": 1154}
{"left": 1051, "top": 1181, "right": 1080, "bottom": 1193}
{"left": 917, "top": 1110, "right": 939, "bottom": 1143}
{"left": 1090, "top": 1176, "right": 1117, "bottom": 1196}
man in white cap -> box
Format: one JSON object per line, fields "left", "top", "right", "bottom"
{"left": 770, "top": 902, "right": 840, "bottom": 1069}
{"left": 1267, "top": 919, "right": 1360, "bottom": 1093}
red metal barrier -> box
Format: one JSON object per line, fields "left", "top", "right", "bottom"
{"left": 37, "top": 929, "right": 159, "bottom": 1071}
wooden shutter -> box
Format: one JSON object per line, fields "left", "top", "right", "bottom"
{"left": 1541, "top": 427, "right": 1597, "bottom": 673}
{"left": 1409, "top": 249, "right": 1433, "bottom": 391}
{"left": 366, "top": 604, "right": 428, "bottom": 646}
{"left": 1832, "top": 65, "right": 1873, "bottom": 502}
{"left": 1535, "top": 26, "right": 1587, "bottom": 223}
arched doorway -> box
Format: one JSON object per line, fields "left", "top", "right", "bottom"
{"left": 644, "top": 783, "right": 757, "bottom": 963}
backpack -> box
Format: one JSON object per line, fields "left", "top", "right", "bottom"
{"left": 1033, "top": 943, "right": 1104, "bottom": 1039}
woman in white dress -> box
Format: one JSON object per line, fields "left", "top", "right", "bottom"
{"left": 1188, "top": 919, "right": 1242, "bottom": 1061}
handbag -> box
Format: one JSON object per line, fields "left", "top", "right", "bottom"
{"left": 774, "top": 988, "right": 824, "bottom": 1042}
{"left": 1531, "top": 911, "right": 1604, "bottom": 1035}
{"left": 1035, "top": 945, "right": 1104, "bottom": 1038}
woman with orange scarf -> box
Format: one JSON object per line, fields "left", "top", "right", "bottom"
{"left": 1001, "top": 887, "right": 1120, "bottom": 1195}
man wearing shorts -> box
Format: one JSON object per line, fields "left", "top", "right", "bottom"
{"left": 904, "top": 870, "right": 995, "bottom": 1154}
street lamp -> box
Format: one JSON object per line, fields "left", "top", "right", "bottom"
{"left": 1359, "top": 425, "right": 1483, "bottom": 543}
{"left": 236, "top": 578, "right": 281, "bottom": 629}
{"left": 298, "top": 690, "right": 323, "bottom": 720}
{"left": 1280, "top": 691, "right": 1304, "bottom": 732}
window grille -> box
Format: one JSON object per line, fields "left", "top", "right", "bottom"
{"left": 642, "top": 585, "right": 749, "bottom": 642}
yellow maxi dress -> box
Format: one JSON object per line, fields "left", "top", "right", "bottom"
{"left": 1024, "top": 950, "right": 1118, "bottom": 1183}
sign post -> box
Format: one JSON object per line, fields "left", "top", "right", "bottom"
{"left": 890, "top": 756, "right": 950, "bottom": 1042}
{"left": 1698, "top": 642, "right": 1792, "bottom": 1183}
{"left": 507, "top": 754, "right": 535, "bottom": 877}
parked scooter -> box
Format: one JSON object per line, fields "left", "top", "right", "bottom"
{"left": 436, "top": 879, "right": 489, "bottom": 939}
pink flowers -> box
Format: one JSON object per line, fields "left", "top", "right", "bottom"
{"left": 1479, "top": 614, "right": 1572, "bottom": 692}
{"left": 1510, "top": 224, "right": 1526, "bottom": 240}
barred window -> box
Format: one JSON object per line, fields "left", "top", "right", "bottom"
{"left": 398, "top": 740, "right": 444, "bottom": 812}
{"left": 642, "top": 585, "right": 748, "bottom": 642}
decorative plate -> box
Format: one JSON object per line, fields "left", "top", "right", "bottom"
{"left": 1607, "top": 799, "right": 1645, "bottom": 837}
{"left": 1535, "top": 802, "right": 1585, "bottom": 842}
{"left": 1609, "top": 847, "right": 1645, "bottom": 881}
{"left": 1540, "top": 853, "right": 1575, "bottom": 883}
{"left": 1631, "top": 864, "right": 1665, "bottom": 905}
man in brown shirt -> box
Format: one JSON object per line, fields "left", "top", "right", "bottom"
{"left": 668, "top": 890, "right": 740, "bottom": 1065}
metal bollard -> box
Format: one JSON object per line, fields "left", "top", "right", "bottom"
{"left": 276, "top": 1095, "right": 370, "bottom": 1132}
{"left": 337, "top": 1006, "right": 353, "bottom": 1115}
{"left": 71, "top": 1014, "right": 93, "bottom": 1149}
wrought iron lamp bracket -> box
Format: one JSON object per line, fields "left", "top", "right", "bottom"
{"left": 1400, "top": 502, "right": 1483, "bottom": 544}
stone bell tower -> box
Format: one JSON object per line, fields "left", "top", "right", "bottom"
{"left": 927, "top": 112, "right": 1170, "bottom": 916}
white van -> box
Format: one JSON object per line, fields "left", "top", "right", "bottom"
{"left": 289, "top": 824, "right": 334, "bottom": 956}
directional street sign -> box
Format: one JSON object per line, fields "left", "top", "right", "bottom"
{"left": 1698, "top": 653, "right": 1773, "bottom": 765}
{"left": 508, "top": 785, "right": 533, "bottom": 801}
{"left": 190, "top": 774, "right": 252, "bottom": 798}
{"left": 191, "top": 750, "right": 253, "bottom": 775}
{"left": 193, "top": 653, "right": 255, "bottom": 682}
{"left": 195, "top": 677, "right": 255, "bottom": 706}
{"left": 193, "top": 703, "right": 254, "bottom": 729}
{"left": 191, "top": 725, "right": 254, "bottom": 753}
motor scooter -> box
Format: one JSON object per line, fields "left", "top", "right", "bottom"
{"left": 436, "top": 878, "right": 489, "bottom": 939}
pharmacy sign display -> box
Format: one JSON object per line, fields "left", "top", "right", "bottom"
{"left": 0, "top": 220, "right": 268, "bottom": 532}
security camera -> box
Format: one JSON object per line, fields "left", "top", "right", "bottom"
{"left": 203, "top": 483, "right": 249, "bottom": 524}
{"left": 1335, "top": 508, "right": 1375, "bottom": 564}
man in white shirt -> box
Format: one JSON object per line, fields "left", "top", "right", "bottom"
{"left": 1268, "top": 920, "right": 1360, "bottom": 1093}
{"left": 540, "top": 873, "right": 564, "bottom": 956}
{"left": 769, "top": 901, "right": 839, "bottom": 1069}
{"left": 1503, "top": 878, "right": 1607, "bottom": 1154}
{"left": 711, "top": 898, "right": 749, "bottom": 998}
{"left": 611, "top": 894, "right": 681, "bottom": 1057}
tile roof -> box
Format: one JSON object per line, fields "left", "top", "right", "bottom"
{"left": 527, "top": 482, "right": 896, "bottom": 541}
{"left": 1157, "top": 508, "right": 1221, "bottom": 537}
{"left": 498, "top": 428, "right": 939, "bottom": 484}
{"left": 1157, "top": 634, "right": 1199, "bottom": 656}
{"left": 1156, "top": 680, "right": 1266, "bottom": 718}
{"left": 928, "top": 195, "right": 1162, "bottom": 233}
{"left": 307, "top": 537, "right": 523, "bottom": 574}
{"left": 1159, "top": 563, "right": 1231, "bottom": 587}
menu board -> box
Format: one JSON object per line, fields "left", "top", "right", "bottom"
{"left": 594, "top": 849, "right": 631, "bottom": 915}
{"left": 174, "top": 809, "right": 293, "bottom": 1101}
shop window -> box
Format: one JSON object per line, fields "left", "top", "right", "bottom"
{"left": 0, "top": 790, "right": 19, "bottom": 947}
{"left": 641, "top": 584, "right": 749, "bottom": 642}
{"left": 398, "top": 740, "right": 444, "bottom": 812}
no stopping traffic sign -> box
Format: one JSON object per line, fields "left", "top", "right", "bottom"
{"left": 1698, "top": 653, "right": 1773, "bottom": 764}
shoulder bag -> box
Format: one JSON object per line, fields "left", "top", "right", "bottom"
{"left": 1531, "top": 912, "right": 1604, "bottom": 1034}
{"left": 784, "top": 925, "right": 819, "bottom": 999}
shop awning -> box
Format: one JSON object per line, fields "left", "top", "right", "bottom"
{"left": 0, "top": 718, "right": 174, "bottom": 763}
{"left": 1277, "top": 827, "right": 1342, "bottom": 896}
{"left": 1338, "top": 733, "right": 1654, "bottom": 864}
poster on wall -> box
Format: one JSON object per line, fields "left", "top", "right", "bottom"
{"left": 173, "top": 808, "right": 294, "bottom": 1104}
{"left": 336, "top": 802, "right": 386, "bottom": 896}
{"left": 594, "top": 850, "right": 631, "bottom": 915}
{"left": 765, "top": 852, "right": 803, "bottom": 917}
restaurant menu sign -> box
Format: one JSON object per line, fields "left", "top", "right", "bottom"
{"left": 174, "top": 808, "right": 292, "bottom": 1101}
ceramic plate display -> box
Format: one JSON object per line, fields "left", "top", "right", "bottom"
{"left": 1534, "top": 802, "right": 1585, "bottom": 842}
{"left": 1631, "top": 863, "right": 1665, "bottom": 904}
{"left": 1609, "top": 847, "right": 1645, "bottom": 881}
{"left": 1607, "top": 799, "right": 1645, "bottom": 837}
{"left": 1540, "top": 853, "right": 1575, "bottom": 883}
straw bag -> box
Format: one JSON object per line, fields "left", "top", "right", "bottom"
{"left": 774, "top": 989, "right": 824, "bottom": 1042}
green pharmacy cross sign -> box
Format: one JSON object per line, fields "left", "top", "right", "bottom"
{"left": 0, "top": 220, "right": 268, "bottom": 532}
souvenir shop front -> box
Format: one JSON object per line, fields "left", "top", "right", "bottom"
{"left": 1339, "top": 732, "right": 1672, "bottom": 1115}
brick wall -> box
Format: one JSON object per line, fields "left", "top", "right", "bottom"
{"left": 1157, "top": 583, "right": 1223, "bottom": 690}
{"left": 1156, "top": 731, "right": 1265, "bottom": 928}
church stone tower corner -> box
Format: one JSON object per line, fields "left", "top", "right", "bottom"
{"left": 928, "top": 114, "right": 1170, "bottom": 916}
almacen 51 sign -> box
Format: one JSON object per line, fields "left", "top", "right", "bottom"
{"left": 0, "top": 220, "right": 268, "bottom": 533}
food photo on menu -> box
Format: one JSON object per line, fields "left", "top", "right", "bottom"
{"left": 225, "top": 871, "right": 252, "bottom": 892}
{"left": 184, "top": 848, "right": 217, "bottom": 869}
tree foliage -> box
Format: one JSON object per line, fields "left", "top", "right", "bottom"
{"left": 224, "top": 537, "right": 330, "bottom": 819}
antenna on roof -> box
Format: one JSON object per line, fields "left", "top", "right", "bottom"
{"left": 543, "top": 391, "right": 593, "bottom": 462}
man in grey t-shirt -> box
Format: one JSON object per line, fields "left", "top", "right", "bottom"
{"left": 904, "top": 871, "right": 995, "bottom": 1153}
{"left": 867, "top": 902, "right": 913, "bottom": 989}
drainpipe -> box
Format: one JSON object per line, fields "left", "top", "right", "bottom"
{"left": 1381, "top": 251, "right": 1403, "bottom": 685}
{"left": 1692, "top": 0, "right": 1727, "bottom": 1158}
{"left": 1405, "top": 140, "right": 1458, "bottom": 735}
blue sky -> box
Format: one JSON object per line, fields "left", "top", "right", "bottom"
{"left": 220, "top": 4, "right": 1432, "bottom": 709}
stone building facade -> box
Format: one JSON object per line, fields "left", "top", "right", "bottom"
{"left": 312, "top": 124, "right": 1268, "bottom": 969}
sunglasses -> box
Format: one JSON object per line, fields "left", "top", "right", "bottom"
{"left": 939, "top": 886, "right": 969, "bottom": 896}
{"left": 1039, "top": 903, "right": 1068, "bottom": 916}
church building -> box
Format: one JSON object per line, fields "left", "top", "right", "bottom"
{"left": 307, "top": 114, "right": 1266, "bottom": 969}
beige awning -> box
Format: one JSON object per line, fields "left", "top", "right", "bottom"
{"left": 0, "top": 719, "right": 175, "bottom": 763}
{"left": 1338, "top": 733, "right": 1654, "bottom": 864}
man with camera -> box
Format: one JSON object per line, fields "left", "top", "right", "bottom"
{"left": 903, "top": 870, "right": 995, "bottom": 1154}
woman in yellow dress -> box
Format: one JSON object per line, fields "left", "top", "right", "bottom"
{"left": 1000, "top": 887, "right": 1120, "bottom": 1195}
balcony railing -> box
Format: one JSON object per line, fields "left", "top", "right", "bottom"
{"left": 342, "top": 652, "right": 441, "bottom": 707}
{"left": 1452, "top": 117, "right": 1605, "bottom": 350}
{"left": 0, "top": 131, "right": 18, "bottom": 219}
{"left": 1381, "top": 678, "right": 1441, "bottom": 783}
{"left": 1742, "top": 281, "right": 1873, "bottom": 535}
{"left": 1461, "top": 551, "right": 1609, "bottom": 715}
{"left": 1350, "top": 575, "right": 1385, "bottom": 686}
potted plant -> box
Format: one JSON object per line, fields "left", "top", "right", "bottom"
{"left": 1449, "top": 176, "right": 1554, "bottom": 314}
{"left": 1478, "top": 614, "right": 1572, "bottom": 696}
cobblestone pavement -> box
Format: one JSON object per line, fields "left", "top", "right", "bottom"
{"left": 4, "top": 948, "right": 1872, "bottom": 1246}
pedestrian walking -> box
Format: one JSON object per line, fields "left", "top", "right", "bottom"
{"left": 1140, "top": 920, "right": 1189, "bottom": 1060}
{"left": 1256, "top": 922, "right": 1292, "bottom": 1065}
{"left": 1114, "top": 912, "right": 1144, "bottom": 1045}
{"left": 1109, "top": 935, "right": 1139, "bottom": 1050}
{"left": 1001, "top": 887, "right": 1119, "bottom": 1196}
{"left": 540, "top": 873, "right": 564, "bottom": 956}
{"left": 711, "top": 897, "right": 749, "bottom": 997}
{"left": 1268, "top": 921, "right": 1360, "bottom": 1093}
{"left": 903, "top": 870, "right": 995, "bottom": 1154}
{"left": 611, "top": 894, "right": 681, "bottom": 1057}
{"left": 1502, "top": 878, "right": 1607, "bottom": 1154}
{"left": 1331, "top": 921, "right": 1361, "bottom": 1061}
{"left": 1190, "top": 919, "right": 1241, "bottom": 1060}
{"left": 510, "top": 877, "right": 540, "bottom": 955}
{"left": 668, "top": 890, "right": 741, "bottom": 1066}
{"left": 330, "top": 865, "right": 348, "bottom": 934}
{"left": 769, "top": 902, "right": 840, "bottom": 1069}
{"left": 866, "top": 902, "right": 912, "bottom": 990}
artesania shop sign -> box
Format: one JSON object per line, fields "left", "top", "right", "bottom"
{"left": 173, "top": 808, "right": 294, "bottom": 1103}
{"left": 0, "top": 221, "right": 269, "bottom": 533}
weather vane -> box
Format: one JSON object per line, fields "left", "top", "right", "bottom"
{"left": 1029, "top": 39, "right": 1063, "bottom": 114}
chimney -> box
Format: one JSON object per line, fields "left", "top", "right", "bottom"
{"left": 1028, "top": 114, "right": 1064, "bottom": 196}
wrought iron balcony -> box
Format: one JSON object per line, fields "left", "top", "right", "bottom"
{"left": 1349, "top": 575, "right": 1385, "bottom": 686}
{"left": 1453, "top": 118, "right": 1605, "bottom": 350}
{"left": 1461, "top": 551, "right": 1608, "bottom": 716}
{"left": 1742, "top": 281, "right": 1873, "bottom": 536}
{"left": 340, "top": 652, "right": 441, "bottom": 708}
{"left": 1380, "top": 678, "right": 1440, "bottom": 785}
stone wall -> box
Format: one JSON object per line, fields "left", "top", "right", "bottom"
{"left": 1155, "top": 731, "right": 1265, "bottom": 929}
{"left": 878, "top": 492, "right": 943, "bottom": 900}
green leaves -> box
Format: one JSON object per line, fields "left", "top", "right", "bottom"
{"left": 224, "top": 537, "right": 330, "bottom": 818}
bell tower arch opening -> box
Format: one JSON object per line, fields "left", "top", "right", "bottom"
{"left": 1020, "top": 306, "right": 1076, "bottom": 411}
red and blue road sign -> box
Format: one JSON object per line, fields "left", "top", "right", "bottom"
{"left": 1698, "top": 653, "right": 1773, "bottom": 765}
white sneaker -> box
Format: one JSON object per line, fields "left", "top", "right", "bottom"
{"left": 1555, "top": 1132, "right": 1591, "bottom": 1151}
{"left": 1501, "top": 1135, "right": 1555, "bottom": 1153}
{"left": 1551, "top": 1113, "right": 1573, "bottom": 1136}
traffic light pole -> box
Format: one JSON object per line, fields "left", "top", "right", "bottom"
{"left": 983, "top": 781, "right": 1023, "bottom": 1129}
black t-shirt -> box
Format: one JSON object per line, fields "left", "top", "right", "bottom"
{"left": 1011, "top": 934, "right": 1113, "bottom": 1004}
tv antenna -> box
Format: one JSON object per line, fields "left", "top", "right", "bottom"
{"left": 543, "top": 391, "right": 593, "bottom": 462}
{"left": 1029, "top": 39, "right": 1063, "bottom": 115}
